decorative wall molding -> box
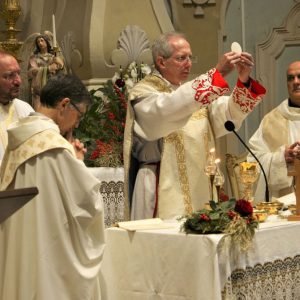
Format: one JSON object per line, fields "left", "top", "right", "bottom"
{"left": 151, "top": 0, "right": 175, "bottom": 32}
{"left": 182, "top": 0, "right": 216, "bottom": 17}
{"left": 110, "top": 25, "right": 152, "bottom": 69}
{"left": 61, "top": 31, "right": 83, "bottom": 74}
{"left": 256, "top": 3, "right": 300, "bottom": 117}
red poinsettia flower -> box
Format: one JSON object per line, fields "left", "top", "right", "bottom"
{"left": 234, "top": 199, "right": 253, "bottom": 216}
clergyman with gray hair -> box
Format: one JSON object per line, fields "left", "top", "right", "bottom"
{"left": 123, "top": 31, "right": 266, "bottom": 220}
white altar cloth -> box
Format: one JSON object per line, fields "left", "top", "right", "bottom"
{"left": 100, "top": 220, "right": 300, "bottom": 300}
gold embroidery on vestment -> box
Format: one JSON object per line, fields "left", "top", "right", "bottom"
{"left": 165, "top": 132, "right": 193, "bottom": 214}
{"left": 142, "top": 75, "right": 172, "bottom": 93}
{"left": 190, "top": 109, "right": 207, "bottom": 120}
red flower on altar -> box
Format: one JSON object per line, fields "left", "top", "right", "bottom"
{"left": 199, "top": 214, "right": 210, "bottom": 222}
{"left": 227, "top": 210, "right": 236, "bottom": 219}
{"left": 180, "top": 197, "right": 259, "bottom": 251}
{"left": 234, "top": 199, "right": 253, "bottom": 216}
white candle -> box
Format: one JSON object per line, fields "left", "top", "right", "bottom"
{"left": 52, "top": 14, "right": 57, "bottom": 47}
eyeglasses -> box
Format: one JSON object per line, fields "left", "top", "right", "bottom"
{"left": 70, "top": 101, "right": 85, "bottom": 121}
{"left": 164, "top": 55, "right": 194, "bottom": 63}
{"left": 287, "top": 74, "right": 300, "bottom": 81}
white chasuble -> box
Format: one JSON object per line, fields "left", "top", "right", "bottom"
{"left": 124, "top": 69, "right": 265, "bottom": 220}
{"left": 159, "top": 109, "right": 214, "bottom": 219}
{"left": 249, "top": 99, "right": 300, "bottom": 201}
{"left": 0, "top": 115, "right": 105, "bottom": 300}
{"left": 0, "top": 99, "right": 34, "bottom": 161}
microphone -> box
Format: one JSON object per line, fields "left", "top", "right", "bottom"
{"left": 224, "top": 120, "right": 270, "bottom": 202}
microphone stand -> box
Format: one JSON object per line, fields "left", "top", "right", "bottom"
{"left": 231, "top": 129, "right": 270, "bottom": 202}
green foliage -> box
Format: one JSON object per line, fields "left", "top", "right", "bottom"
{"left": 180, "top": 198, "right": 259, "bottom": 251}
{"left": 74, "top": 62, "right": 151, "bottom": 167}
{"left": 74, "top": 80, "right": 127, "bottom": 167}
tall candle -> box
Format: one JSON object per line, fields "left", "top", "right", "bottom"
{"left": 52, "top": 14, "right": 57, "bottom": 47}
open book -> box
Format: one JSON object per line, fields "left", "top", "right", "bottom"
{"left": 117, "top": 218, "right": 176, "bottom": 231}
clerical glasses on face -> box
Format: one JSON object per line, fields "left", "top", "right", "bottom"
{"left": 70, "top": 101, "right": 85, "bottom": 121}
{"left": 164, "top": 55, "right": 194, "bottom": 63}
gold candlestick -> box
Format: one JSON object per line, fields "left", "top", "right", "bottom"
{"left": 0, "top": 0, "right": 22, "bottom": 55}
{"left": 214, "top": 159, "right": 225, "bottom": 202}
{"left": 204, "top": 148, "right": 217, "bottom": 201}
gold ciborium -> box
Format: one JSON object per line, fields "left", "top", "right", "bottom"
{"left": 239, "top": 162, "right": 259, "bottom": 202}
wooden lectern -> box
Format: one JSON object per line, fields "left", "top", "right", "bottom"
{"left": 287, "top": 159, "right": 300, "bottom": 221}
{"left": 0, "top": 187, "right": 38, "bottom": 223}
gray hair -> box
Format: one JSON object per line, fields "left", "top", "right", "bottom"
{"left": 151, "top": 31, "right": 187, "bottom": 68}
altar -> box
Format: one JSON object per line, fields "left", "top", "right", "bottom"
{"left": 99, "top": 220, "right": 300, "bottom": 300}
{"left": 89, "top": 167, "right": 125, "bottom": 227}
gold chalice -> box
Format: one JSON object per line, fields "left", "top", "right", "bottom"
{"left": 239, "top": 162, "right": 259, "bottom": 202}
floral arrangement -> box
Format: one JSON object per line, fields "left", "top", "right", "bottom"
{"left": 180, "top": 195, "right": 259, "bottom": 251}
{"left": 113, "top": 61, "right": 151, "bottom": 89}
{"left": 74, "top": 62, "right": 151, "bottom": 167}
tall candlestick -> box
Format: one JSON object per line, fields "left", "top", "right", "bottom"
{"left": 5, "top": 0, "right": 17, "bottom": 9}
{"left": 205, "top": 148, "right": 217, "bottom": 201}
{"left": 52, "top": 14, "right": 57, "bottom": 47}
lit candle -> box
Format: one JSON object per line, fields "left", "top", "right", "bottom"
{"left": 52, "top": 14, "right": 57, "bottom": 47}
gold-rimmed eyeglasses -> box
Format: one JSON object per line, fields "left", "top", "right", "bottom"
{"left": 70, "top": 101, "right": 85, "bottom": 121}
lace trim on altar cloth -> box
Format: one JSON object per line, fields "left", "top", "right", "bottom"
{"left": 222, "top": 255, "right": 300, "bottom": 300}
{"left": 100, "top": 180, "right": 125, "bottom": 227}
{"left": 192, "top": 68, "right": 230, "bottom": 106}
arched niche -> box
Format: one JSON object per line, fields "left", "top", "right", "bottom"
{"left": 256, "top": 3, "right": 300, "bottom": 118}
